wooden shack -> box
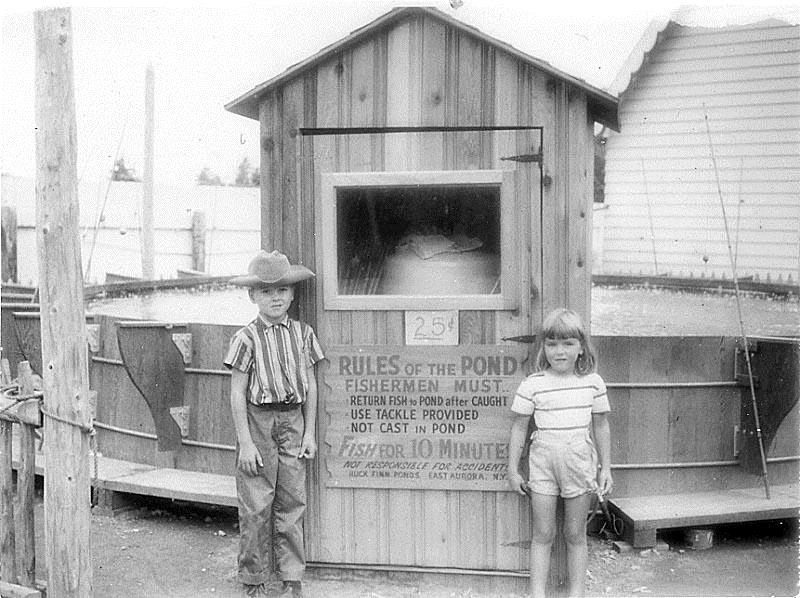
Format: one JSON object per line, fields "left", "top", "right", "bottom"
{"left": 225, "top": 6, "right": 618, "bottom": 576}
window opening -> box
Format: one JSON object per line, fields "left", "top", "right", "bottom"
{"left": 336, "top": 184, "right": 501, "bottom": 296}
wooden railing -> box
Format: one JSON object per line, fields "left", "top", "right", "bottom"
{"left": 0, "top": 359, "right": 43, "bottom": 597}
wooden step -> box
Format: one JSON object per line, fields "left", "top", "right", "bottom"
{"left": 13, "top": 450, "right": 237, "bottom": 508}
{"left": 607, "top": 484, "right": 800, "bottom": 547}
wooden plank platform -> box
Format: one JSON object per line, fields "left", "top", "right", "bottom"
{"left": 608, "top": 484, "right": 800, "bottom": 548}
{"left": 14, "top": 450, "right": 237, "bottom": 508}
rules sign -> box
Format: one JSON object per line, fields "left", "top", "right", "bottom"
{"left": 323, "top": 345, "right": 530, "bottom": 490}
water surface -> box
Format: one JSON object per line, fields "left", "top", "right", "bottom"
{"left": 87, "top": 285, "right": 800, "bottom": 337}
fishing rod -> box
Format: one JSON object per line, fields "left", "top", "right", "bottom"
{"left": 641, "top": 157, "right": 660, "bottom": 275}
{"left": 84, "top": 112, "right": 130, "bottom": 283}
{"left": 703, "top": 105, "right": 770, "bottom": 499}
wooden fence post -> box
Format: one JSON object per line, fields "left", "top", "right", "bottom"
{"left": 191, "top": 210, "right": 207, "bottom": 273}
{"left": 1, "top": 205, "right": 18, "bottom": 284}
{"left": 16, "top": 362, "right": 36, "bottom": 587}
{"left": 0, "top": 391, "right": 17, "bottom": 585}
{"left": 35, "top": 8, "right": 93, "bottom": 596}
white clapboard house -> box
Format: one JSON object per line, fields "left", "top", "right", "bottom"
{"left": 594, "top": 9, "right": 799, "bottom": 286}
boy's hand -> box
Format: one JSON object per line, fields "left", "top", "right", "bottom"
{"left": 298, "top": 434, "right": 317, "bottom": 459}
{"left": 507, "top": 470, "right": 529, "bottom": 496}
{"left": 237, "top": 440, "right": 263, "bottom": 476}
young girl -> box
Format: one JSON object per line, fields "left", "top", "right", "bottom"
{"left": 508, "top": 308, "right": 612, "bottom": 598}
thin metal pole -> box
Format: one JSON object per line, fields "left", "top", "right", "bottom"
{"left": 84, "top": 120, "right": 127, "bottom": 283}
{"left": 640, "top": 158, "right": 660, "bottom": 274}
{"left": 141, "top": 63, "right": 155, "bottom": 279}
{"left": 703, "top": 106, "right": 770, "bottom": 499}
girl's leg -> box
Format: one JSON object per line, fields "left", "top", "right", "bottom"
{"left": 563, "top": 493, "right": 592, "bottom": 597}
{"left": 529, "top": 492, "right": 558, "bottom": 598}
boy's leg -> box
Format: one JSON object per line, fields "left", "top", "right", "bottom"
{"left": 273, "top": 408, "right": 308, "bottom": 582}
{"left": 563, "top": 493, "right": 592, "bottom": 598}
{"left": 529, "top": 492, "right": 558, "bottom": 598}
{"left": 236, "top": 406, "right": 279, "bottom": 586}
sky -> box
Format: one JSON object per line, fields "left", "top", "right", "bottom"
{"left": 1, "top": 1, "right": 796, "bottom": 188}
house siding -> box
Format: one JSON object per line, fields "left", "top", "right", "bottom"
{"left": 598, "top": 20, "right": 800, "bottom": 283}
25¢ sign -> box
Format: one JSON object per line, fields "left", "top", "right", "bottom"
{"left": 405, "top": 311, "right": 458, "bottom": 345}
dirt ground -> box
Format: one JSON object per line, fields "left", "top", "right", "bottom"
{"left": 23, "top": 495, "right": 798, "bottom": 598}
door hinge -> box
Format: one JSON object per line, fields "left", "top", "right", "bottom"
{"left": 500, "top": 149, "right": 542, "bottom": 163}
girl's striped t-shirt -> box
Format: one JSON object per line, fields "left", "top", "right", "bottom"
{"left": 511, "top": 370, "right": 610, "bottom": 432}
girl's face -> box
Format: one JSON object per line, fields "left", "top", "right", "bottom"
{"left": 543, "top": 336, "right": 582, "bottom": 375}
{"left": 250, "top": 285, "right": 294, "bottom": 323}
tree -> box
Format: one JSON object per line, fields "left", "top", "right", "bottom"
{"left": 197, "top": 166, "right": 223, "bottom": 186}
{"left": 235, "top": 157, "right": 252, "bottom": 186}
{"left": 234, "top": 157, "right": 259, "bottom": 187}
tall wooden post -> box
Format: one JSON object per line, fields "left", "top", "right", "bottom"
{"left": 141, "top": 63, "right": 155, "bottom": 280}
{"left": 35, "top": 9, "right": 93, "bottom": 596}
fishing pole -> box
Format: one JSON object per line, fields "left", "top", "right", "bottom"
{"left": 703, "top": 105, "right": 770, "bottom": 499}
{"left": 641, "top": 157, "right": 660, "bottom": 275}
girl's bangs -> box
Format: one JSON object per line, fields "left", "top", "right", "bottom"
{"left": 542, "top": 313, "right": 583, "bottom": 340}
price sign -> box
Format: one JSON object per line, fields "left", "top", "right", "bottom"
{"left": 405, "top": 311, "right": 458, "bottom": 346}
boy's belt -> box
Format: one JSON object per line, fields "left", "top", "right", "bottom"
{"left": 257, "top": 401, "right": 302, "bottom": 411}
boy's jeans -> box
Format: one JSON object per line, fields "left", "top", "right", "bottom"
{"left": 236, "top": 402, "right": 307, "bottom": 585}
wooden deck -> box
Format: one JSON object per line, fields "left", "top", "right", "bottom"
{"left": 15, "top": 451, "right": 237, "bottom": 508}
{"left": 607, "top": 484, "right": 800, "bottom": 548}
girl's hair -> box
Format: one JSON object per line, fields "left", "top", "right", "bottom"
{"left": 535, "top": 308, "right": 597, "bottom": 375}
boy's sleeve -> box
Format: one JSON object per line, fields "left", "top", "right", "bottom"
{"left": 304, "top": 325, "right": 325, "bottom": 368}
{"left": 510, "top": 377, "right": 535, "bottom": 416}
{"left": 223, "top": 328, "right": 253, "bottom": 373}
{"left": 591, "top": 374, "right": 611, "bottom": 413}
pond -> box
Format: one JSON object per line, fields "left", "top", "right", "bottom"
{"left": 86, "top": 284, "right": 800, "bottom": 338}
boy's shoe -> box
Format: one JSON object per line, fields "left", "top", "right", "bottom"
{"left": 279, "top": 581, "right": 303, "bottom": 597}
{"left": 243, "top": 582, "right": 268, "bottom": 596}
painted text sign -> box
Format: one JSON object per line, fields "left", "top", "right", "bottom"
{"left": 323, "top": 345, "right": 529, "bottom": 490}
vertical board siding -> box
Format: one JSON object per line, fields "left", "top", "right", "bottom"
{"left": 566, "top": 89, "right": 593, "bottom": 318}
{"left": 600, "top": 21, "right": 800, "bottom": 282}
{"left": 259, "top": 94, "right": 278, "bottom": 251}
{"left": 264, "top": 13, "right": 596, "bottom": 571}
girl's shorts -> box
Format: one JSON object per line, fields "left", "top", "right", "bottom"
{"left": 526, "top": 429, "right": 598, "bottom": 498}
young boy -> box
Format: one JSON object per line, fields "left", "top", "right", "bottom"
{"left": 224, "top": 250, "right": 324, "bottom": 598}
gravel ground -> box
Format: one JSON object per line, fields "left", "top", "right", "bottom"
{"left": 22, "top": 496, "right": 798, "bottom": 598}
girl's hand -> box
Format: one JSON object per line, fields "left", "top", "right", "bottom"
{"left": 508, "top": 470, "right": 529, "bottom": 496}
{"left": 299, "top": 434, "right": 317, "bottom": 459}
{"left": 237, "top": 440, "right": 263, "bottom": 476}
{"left": 597, "top": 466, "right": 613, "bottom": 497}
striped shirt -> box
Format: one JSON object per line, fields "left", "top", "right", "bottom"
{"left": 223, "top": 315, "right": 325, "bottom": 405}
{"left": 510, "top": 370, "right": 610, "bottom": 433}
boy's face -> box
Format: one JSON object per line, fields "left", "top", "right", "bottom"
{"left": 249, "top": 284, "right": 295, "bottom": 323}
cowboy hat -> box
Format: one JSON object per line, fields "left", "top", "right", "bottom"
{"left": 230, "top": 250, "right": 315, "bottom": 287}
